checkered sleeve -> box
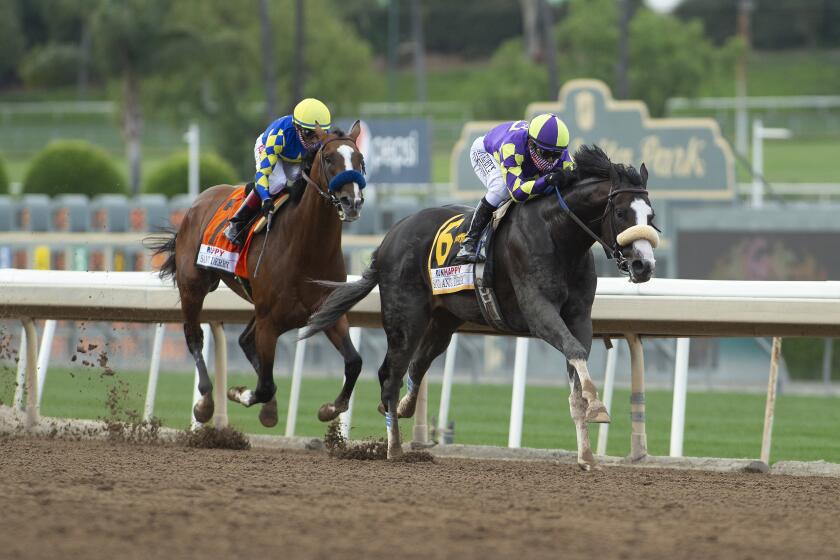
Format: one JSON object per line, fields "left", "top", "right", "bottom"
{"left": 496, "top": 142, "right": 548, "bottom": 203}
{"left": 253, "top": 128, "right": 286, "bottom": 200}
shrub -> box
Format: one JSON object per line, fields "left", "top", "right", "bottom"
{"left": 0, "top": 153, "right": 8, "bottom": 194}
{"left": 142, "top": 151, "right": 239, "bottom": 198}
{"left": 23, "top": 140, "right": 126, "bottom": 196}
{"left": 19, "top": 44, "right": 81, "bottom": 88}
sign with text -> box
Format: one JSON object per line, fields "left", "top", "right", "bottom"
{"left": 337, "top": 118, "right": 431, "bottom": 184}
{"left": 450, "top": 79, "right": 734, "bottom": 200}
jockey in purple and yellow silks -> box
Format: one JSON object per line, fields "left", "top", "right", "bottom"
{"left": 224, "top": 98, "right": 332, "bottom": 245}
{"left": 452, "top": 113, "right": 577, "bottom": 265}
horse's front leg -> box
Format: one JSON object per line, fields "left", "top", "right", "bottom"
{"left": 517, "top": 289, "right": 609, "bottom": 419}
{"left": 563, "top": 313, "right": 610, "bottom": 424}
{"left": 568, "top": 371, "right": 599, "bottom": 471}
{"left": 316, "top": 315, "right": 362, "bottom": 422}
{"left": 227, "top": 315, "right": 279, "bottom": 427}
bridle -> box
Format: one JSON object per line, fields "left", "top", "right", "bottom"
{"left": 553, "top": 178, "right": 654, "bottom": 276}
{"left": 300, "top": 136, "right": 365, "bottom": 221}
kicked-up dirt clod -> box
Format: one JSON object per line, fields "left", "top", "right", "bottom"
{"left": 177, "top": 425, "right": 251, "bottom": 450}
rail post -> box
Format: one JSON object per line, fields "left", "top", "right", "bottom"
{"left": 437, "top": 333, "right": 459, "bottom": 445}
{"left": 286, "top": 336, "right": 307, "bottom": 437}
{"left": 760, "top": 337, "right": 782, "bottom": 464}
{"left": 13, "top": 325, "right": 27, "bottom": 411}
{"left": 508, "top": 337, "right": 529, "bottom": 448}
{"left": 670, "top": 338, "right": 690, "bottom": 457}
{"left": 143, "top": 323, "right": 166, "bottom": 421}
{"left": 211, "top": 322, "right": 228, "bottom": 429}
{"left": 35, "top": 319, "right": 56, "bottom": 405}
{"left": 22, "top": 317, "right": 39, "bottom": 430}
{"left": 626, "top": 333, "right": 647, "bottom": 461}
{"left": 596, "top": 344, "right": 618, "bottom": 456}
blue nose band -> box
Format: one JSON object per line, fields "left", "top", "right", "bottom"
{"left": 328, "top": 169, "right": 367, "bottom": 192}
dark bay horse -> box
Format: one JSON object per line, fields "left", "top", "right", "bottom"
{"left": 148, "top": 123, "right": 367, "bottom": 427}
{"left": 303, "top": 145, "right": 659, "bottom": 470}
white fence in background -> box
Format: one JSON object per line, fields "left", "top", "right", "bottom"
{"left": 3, "top": 269, "right": 840, "bottom": 464}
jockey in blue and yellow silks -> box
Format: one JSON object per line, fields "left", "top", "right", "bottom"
{"left": 224, "top": 98, "right": 332, "bottom": 244}
{"left": 451, "top": 113, "right": 577, "bottom": 265}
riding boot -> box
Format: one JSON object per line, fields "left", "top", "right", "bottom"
{"left": 224, "top": 189, "right": 262, "bottom": 245}
{"left": 451, "top": 197, "right": 495, "bottom": 265}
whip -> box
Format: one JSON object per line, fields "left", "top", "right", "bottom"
{"left": 253, "top": 212, "right": 272, "bottom": 278}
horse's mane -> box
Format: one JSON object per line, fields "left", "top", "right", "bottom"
{"left": 287, "top": 128, "right": 348, "bottom": 203}
{"left": 573, "top": 144, "right": 642, "bottom": 186}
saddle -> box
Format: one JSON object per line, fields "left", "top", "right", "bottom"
{"left": 196, "top": 184, "right": 289, "bottom": 279}
{"left": 427, "top": 200, "right": 514, "bottom": 331}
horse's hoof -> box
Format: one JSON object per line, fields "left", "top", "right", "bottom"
{"left": 397, "top": 395, "right": 416, "bottom": 419}
{"left": 259, "top": 398, "right": 278, "bottom": 428}
{"left": 577, "top": 461, "right": 602, "bottom": 472}
{"left": 227, "top": 386, "right": 248, "bottom": 404}
{"left": 193, "top": 394, "right": 214, "bottom": 424}
{"left": 317, "top": 402, "right": 345, "bottom": 422}
{"left": 377, "top": 402, "right": 387, "bottom": 416}
{"left": 586, "top": 402, "right": 611, "bottom": 423}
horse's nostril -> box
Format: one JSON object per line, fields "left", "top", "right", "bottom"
{"left": 631, "top": 260, "right": 647, "bottom": 276}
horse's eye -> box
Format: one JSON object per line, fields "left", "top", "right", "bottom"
{"left": 616, "top": 209, "right": 627, "bottom": 219}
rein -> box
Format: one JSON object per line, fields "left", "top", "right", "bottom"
{"left": 300, "top": 136, "right": 365, "bottom": 221}
{"left": 553, "top": 179, "right": 650, "bottom": 276}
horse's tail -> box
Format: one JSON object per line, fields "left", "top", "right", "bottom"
{"left": 301, "top": 259, "right": 379, "bottom": 340}
{"left": 143, "top": 228, "right": 178, "bottom": 283}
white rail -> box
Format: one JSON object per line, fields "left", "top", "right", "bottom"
{"left": 3, "top": 269, "right": 840, "bottom": 464}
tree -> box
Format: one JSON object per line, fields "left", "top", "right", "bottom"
{"left": 468, "top": 0, "right": 736, "bottom": 119}
{"left": 554, "top": 0, "right": 619, "bottom": 85}
{"left": 676, "top": 0, "right": 840, "bottom": 49}
{"left": 91, "top": 0, "right": 195, "bottom": 194}
{"left": 0, "top": 0, "right": 25, "bottom": 84}
{"left": 150, "top": 0, "right": 382, "bottom": 176}
{"left": 629, "top": 9, "right": 729, "bottom": 116}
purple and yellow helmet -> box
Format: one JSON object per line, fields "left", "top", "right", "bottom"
{"left": 527, "top": 113, "right": 569, "bottom": 152}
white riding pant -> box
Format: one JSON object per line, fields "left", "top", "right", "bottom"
{"left": 470, "top": 135, "right": 508, "bottom": 208}
{"left": 254, "top": 137, "right": 301, "bottom": 194}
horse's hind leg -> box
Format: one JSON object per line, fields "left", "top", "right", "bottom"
{"left": 397, "top": 310, "right": 463, "bottom": 419}
{"left": 317, "top": 315, "right": 362, "bottom": 422}
{"left": 179, "top": 275, "right": 217, "bottom": 424}
{"left": 238, "top": 316, "right": 260, "bottom": 373}
{"left": 228, "top": 315, "right": 279, "bottom": 427}
{"left": 378, "top": 302, "right": 429, "bottom": 460}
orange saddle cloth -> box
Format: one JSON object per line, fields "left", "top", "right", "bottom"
{"left": 196, "top": 186, "right": 258, "bottom": 279}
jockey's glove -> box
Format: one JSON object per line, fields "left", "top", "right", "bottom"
{"left": 545, "top": 168, "right": 577, "bottom": 189}
{"left": 261, "top": 198, "right": 274, "bottom": 217}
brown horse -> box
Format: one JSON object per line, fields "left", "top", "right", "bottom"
{"left": 147, "top": 122, "right": 366, "bottom": 427}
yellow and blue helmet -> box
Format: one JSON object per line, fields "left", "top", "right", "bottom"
{"left": 293, "top": 98, "right": 331, "bottom": 130}
{"left": 528, "top": 113, "right": 569, "bottom": 152}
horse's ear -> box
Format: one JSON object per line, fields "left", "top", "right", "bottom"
{"left": 608, "top": 165, "right": 620, "bottom": 186}
{"left": 348, "top": 120, "right": 362, "bottom": 141}
{"left": 640, "top": 163, "right": 648, "bottom": 185}
{"left": 314, "top": 123, "right": 328, "bottom": 142}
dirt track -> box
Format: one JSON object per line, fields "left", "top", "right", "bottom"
{"left": 1, "top": 437, "right": 839, "bottom": 560}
